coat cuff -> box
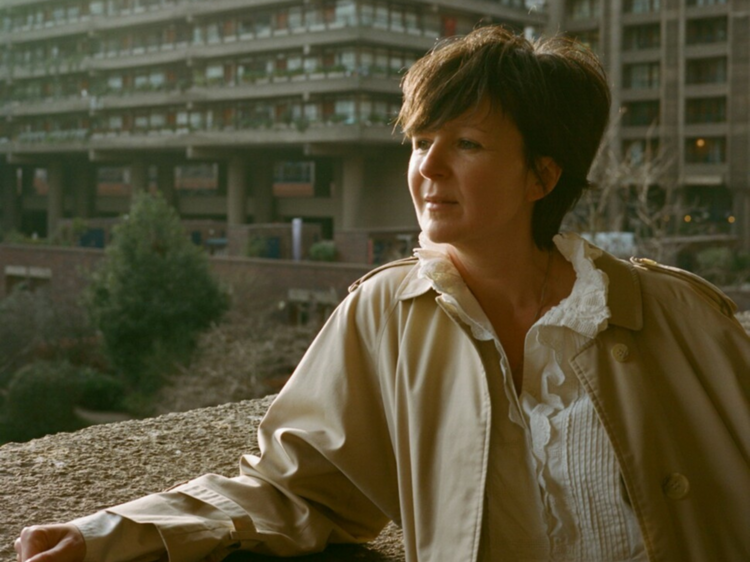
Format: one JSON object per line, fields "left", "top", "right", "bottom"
{"left": 106, "top": 481, "right": 244, "bottom": 562}
{"left": 72, "top": 510, "right": 165, "bottom": 562}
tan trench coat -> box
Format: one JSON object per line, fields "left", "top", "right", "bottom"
{"left": 109, "top": 251, "right": 750, "bottom": 562}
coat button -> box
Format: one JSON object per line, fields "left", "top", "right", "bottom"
{"left": 611, "top": 343, "right": 630, "bottom": 362}
{"left": 662, "top": 473, "right": 690, "bottom": 500}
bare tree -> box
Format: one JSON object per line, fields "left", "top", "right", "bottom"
{"left": 566, "top": 117, "right": 689, "bottom": 264}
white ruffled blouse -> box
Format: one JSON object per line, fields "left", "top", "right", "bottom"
{"left": 415, "top": 232, "right": 647, "bottom": 562}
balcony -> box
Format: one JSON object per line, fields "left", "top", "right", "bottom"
{"left": 188, "top": 24, "right": 435, "bottom": 62}
{"left": 621, "top": 11, "right": 661, "bottom": 25}
{"left": 619, "top": 88, "right": 661, "bottom": 102}
{"left": 2, "top": 96, "right": 90, "bottom": 117}
{"left": 684, "top": 42, "right": 728, "bottom": 59}
{"left": 192, "top": 73, "right": 401, "bottom": 104}
{"left": 684, "top": 83, "right": 728, "bottom": 97}
{"left": 686, "top": 0, "right": 730, "bottom": 18}
{"left": 683, "top": 123, "right": 727, "bottom": 137}
{"left": 2, "top": 118, "right": 400, "bottom": 156}
{"left": 620, "top": 49, "right": 661, "bottom": 64}
{"left": 0, "top": 54, "right": 87, "bottom": 81}
{"left": 3, "top": 2, "right": 189, "bottom": 44}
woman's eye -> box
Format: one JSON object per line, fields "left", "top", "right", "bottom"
{"left": 413, "top": 139, "right": 431, "bottom": 150}
{"left": 457, "top": 139, "right": 480, "bottom": 150}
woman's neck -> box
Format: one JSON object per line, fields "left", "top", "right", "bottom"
{"left": 447, "top": 240, "right": 552, "bottom": 311}
{"left": 444, "top": 238, "right": 577, "bottom": 393}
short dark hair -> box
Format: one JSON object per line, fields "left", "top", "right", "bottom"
{"left": 397, "top": 25, "right": 611, "bottom": 249}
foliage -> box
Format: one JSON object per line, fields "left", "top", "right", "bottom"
{"left": 51, "top": 217, "right": 90, "bottom": 246}
{"left": 76, "top": 368, "right": 126, "bottom": 411}
{"left": 244, "top": 235, "right": 271, "bottom": 258}
{"left": 309, "top": 240, "right": 337, "bottom": 262}
{"left": 84, "top": 192, "right": 229, "bottom": 391}
{"left": 694, "top": 246, "right": 750, "bottom": 287}
{"left": 0, "top": 360, "right": 123, "bottom": 443}
{"left": 0, "top": 230, "right": 45, "bottom": 245}
{"left": 0, "top": 287, "right": 98, "bottom": 389}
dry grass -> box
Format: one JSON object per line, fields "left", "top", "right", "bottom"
{"left": 155, "top": 312, "right": 318, "bottom": 415}
{"left": 155, "top": 270, "right": 750, "bottom": 416}
{"left": 154, "top": 275, "right": 322, "bottom": 415}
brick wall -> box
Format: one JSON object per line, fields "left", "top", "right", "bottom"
{"left": 0, "top": 244, "right": 104, "bottom": 300}
{"left": 0, "top": 243, "right": 372, "bottom": 304}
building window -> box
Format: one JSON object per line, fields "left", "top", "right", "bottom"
{"left": 623, "top": 24, "right": 660, "bottom": 50}
{"left": 134, "top": 114, "right": 149, "bottom": 129}
{"left": 685, "top": 97, "right": 726, "bottom": 123}
{"left": 107, "top": 75, "right": 123, "bottom": 90}
{"left": 273, "top": 161, "right": 315, "bottom": 197}
{"left": 686, "top": 17, "right": 727, "bottom": 44}
{"left": 569, "top": 29, "right": 600, "bottom": 52}
{"left": 205, "top": 64, "right": 224, "bottom": 85}
{"left": 683, "top": 185, "right": 733, "bottom": 228}
{"left": 623, "top": 62, "right": 660, "bottom": 89}
{"left": 685, "top": 137, "right": 726, "bottom": 164}
{"left": 686, "top": 0, "right": 727, "bottom": 6}
{"left": 67, "top": 5, "right": 81, "bottom": 21}
{"left": 686, "top": 57, "right": 727, "bottom": 84}
{"left": 335, "top": 0, "right": 357, "bottom": 26}
{"left": 623, "top": 0, "right": 660, "bottom": 14}
{"left": 134, "top": 73, "right": 149, "bottom": 89}
{"left": 108, "top": 115, "right": 123, "bottom": 130}
{"left": 623, "top": 138, "right": 660, "bottom": 164}
{"left": 622, "top": 101, "right": 660, "bottom": 127}
{"left": 149, "top": 112, "right": 166, "bottom": 128}
{"left": 149, "top": 70, "right": 165, "bottom": 88}
{"left": 567, "top": 0, "right": 600, "bottom": 20}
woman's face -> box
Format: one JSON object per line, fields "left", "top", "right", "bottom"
{"left": 407, "top": 100, "right": 546, "bottom": 253}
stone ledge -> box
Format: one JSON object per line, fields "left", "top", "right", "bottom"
{"left": 0, "top": 397, "right": 405, "bottom": 562}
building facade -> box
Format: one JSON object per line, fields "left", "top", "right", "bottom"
{"left": 560, "top": 0, "right": 750, "bottom": 250}
{"left": 1, "top": 0, "right": 748, "bottom": 261}
{"left": 0, "top": 0, "right": 544, "bottom": 262}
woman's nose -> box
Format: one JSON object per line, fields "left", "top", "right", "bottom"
{"left": 418, "top": 145, "right": 448, "bottom": 179}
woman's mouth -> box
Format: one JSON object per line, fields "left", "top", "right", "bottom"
{"left": 425, "top": 196, "right": 458, "bottom": 211}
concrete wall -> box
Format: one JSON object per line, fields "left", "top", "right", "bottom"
{"left": 0, "top": 397, "right": 405, "bottom": 561}
{"left": 361, "top": 148, "right": 416, "bottom": 230}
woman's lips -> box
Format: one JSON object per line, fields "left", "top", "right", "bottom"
{"left": 425, "top": 197, "right": 458, "bottom": 211}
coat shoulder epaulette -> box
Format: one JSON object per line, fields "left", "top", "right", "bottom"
{"left": 348, "top": 257, "right": 418, "bottom": 293}
{"left": 630, "top": 256, "right": 738, "bottom": 316}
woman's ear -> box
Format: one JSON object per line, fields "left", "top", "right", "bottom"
{"left": 527, "top": 157, "right": 562, "bottom": 202}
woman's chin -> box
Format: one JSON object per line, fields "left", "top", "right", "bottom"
{"left": 418, "top": 221, "right": 457, "bottom": 244}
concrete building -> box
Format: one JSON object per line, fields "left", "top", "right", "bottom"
{"left": 0, "top": 0, "right": 544, "bottom": 262}
{"left": 559, "top": 0, "right": 750, "bottom": 250}
{"left": 2, "top": 0, "right": 747, "bottom": 262}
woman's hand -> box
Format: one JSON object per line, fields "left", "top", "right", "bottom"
{"left": 14, "top": 524, "right": 86, "bottom": 562}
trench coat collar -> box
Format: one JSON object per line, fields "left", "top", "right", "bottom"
{"left": 594, "top": 251, "right": 643, "bottom": 331}
{"left": 395, "top": 250, "right": 644, "bottom": 332}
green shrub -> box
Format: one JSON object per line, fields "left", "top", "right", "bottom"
{"left": 1, "top": 362, "right": 77, "bottom": 442}
{"left": 0, "top": 361, "right": 126, "bottom": 443}
{"left": 0, "top": 287, "right": 97, "bottom": 389}
{"left": 76, "top": 369, "right": 125, "bottom": 411}
{"left": 245, "top": 235, "right": 270, "bottom": 258}
{"left": 695, "top": 246, "right": 750, "bottom": 286}
{"left": 84, "top": 192, "right": 229, "bottom": 391}
{"left": 309, "top": 240, "right": 336, "bottom": 262}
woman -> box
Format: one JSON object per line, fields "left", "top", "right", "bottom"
{"left": 16, "top": 26, "right": 750, "bottom": 562}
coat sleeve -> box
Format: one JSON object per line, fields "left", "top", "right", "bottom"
{"left": 86, "top": 276, "right": 401, "bottom": 562}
